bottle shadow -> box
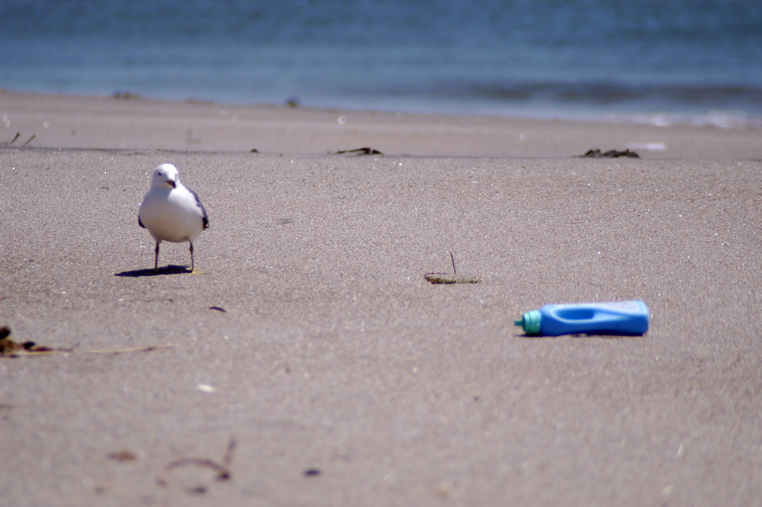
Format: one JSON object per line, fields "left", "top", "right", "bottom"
{"left": 115, "top": 265, "right": 191, "bottom": 277}
{"left": 517, "top": 333, "right": 646, "bottom": 339}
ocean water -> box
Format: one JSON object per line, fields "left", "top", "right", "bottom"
{"left": 2, "top": 0, "right": 762, "bottom": 127}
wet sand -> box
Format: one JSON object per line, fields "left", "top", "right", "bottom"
{"left": 1, "top": 90, "right": 761, "bottom": 506}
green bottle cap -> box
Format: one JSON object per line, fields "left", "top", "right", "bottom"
{"left": 515, "top": 310, "right": 542, "bottom": 335}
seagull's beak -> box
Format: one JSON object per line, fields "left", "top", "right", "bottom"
{"left": 166, "top": 179, "right": 176, "bottom": 188}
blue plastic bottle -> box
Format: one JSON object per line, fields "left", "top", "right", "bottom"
{"left": 514, "top": 300, "right": 649, "bottom": 336}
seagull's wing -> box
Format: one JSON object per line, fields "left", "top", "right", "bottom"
{"left": 138, "top": 216, "right": 146, "bottom": 228}
{"left": 189, "top": 188, "right": 209, "bottom": 229}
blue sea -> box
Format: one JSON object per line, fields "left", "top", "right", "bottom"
{"left": 2, "top": 0, "right": 762, "bottom": 128}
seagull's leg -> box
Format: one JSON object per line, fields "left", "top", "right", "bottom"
{"left": 189, "top": 241, "right": 195, "bottom": 272}
{"left": 154, "top": 242, "right": 160, "bottom": 272}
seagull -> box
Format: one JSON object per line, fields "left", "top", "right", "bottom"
{"left": 138, "top": 163, "right": 209, "bottom": 272}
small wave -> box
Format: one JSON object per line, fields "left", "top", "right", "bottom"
{"left": 604, "top": 110, "right": 762, "bottom": 129}
{"left": 423, "top": 79, "right": 762, "bottom": 128}
{"left": 445, "top": 79, "right": 762, "bottom": 108}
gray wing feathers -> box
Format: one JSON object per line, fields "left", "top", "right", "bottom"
{"left": 189, "top": 188, "right": 209, "bottom": 229}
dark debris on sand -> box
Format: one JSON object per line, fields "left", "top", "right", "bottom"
{"left": 578, "top": 148, "right": 640, "bottom": 158}
{"left": 331, "top": 147, "right": 384, "bottom": 156}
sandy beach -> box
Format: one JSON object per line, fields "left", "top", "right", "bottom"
{"left": 1, "top": 90, "right": 761, "bottom": 506}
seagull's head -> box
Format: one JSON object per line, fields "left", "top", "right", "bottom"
{"left": 151, "top": 164, "right": 179, "bottom": 189}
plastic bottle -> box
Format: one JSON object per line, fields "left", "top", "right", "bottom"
{"left": 514, "top": 300, "right": 650, "bottom": 336}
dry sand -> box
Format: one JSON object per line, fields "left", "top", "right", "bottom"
{"left": 1, "top": 90, "right": 761, "bottom": 506}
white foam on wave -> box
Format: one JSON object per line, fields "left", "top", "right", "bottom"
{"left": 606, "top": 110, "right": 762, "bottom": 129}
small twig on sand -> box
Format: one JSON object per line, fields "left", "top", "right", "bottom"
{"left": 1, "top": 133, "right": 37, "bottom": 147}
{"left": 1, "top": 326, "right": 175, "bottom": 358}
{"left": 424, "top": 252, "right": 480, "bottom": 284}
{"left": 155, "top": 458, "right": 232, "bottom": 487}
{"left": 155, "top": 437, "right": 237, "bottom": 491}
{"left": 1, "top": 132, "right": 20, "bottom": 145}
{"left": 85, "top": 344, "right": 175, "bottom": 355}
{"left": 424, "top": 273, "right": 479, "bottom": 284}
{"left": 222, "top": 437, "right": 237, "bottom": 468}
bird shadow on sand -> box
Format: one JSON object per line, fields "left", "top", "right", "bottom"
{"left": 115, "top": 265, "right": 191, "bottom": 277}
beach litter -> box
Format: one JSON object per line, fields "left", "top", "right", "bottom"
{"left": 156, "top": 437, "right": 237, "bottom": 495}
{"left": 424, "top": 252, "right": 479, "bottom": 284}
{"left": 331, "top": 147, "right": 384, "bottom": 156}
{"left": 86, "top": 344, "right": 176, "bottom": 354}
{"left": 514, "top": 300, "right": 650, "bottom": 337}
{"left": 578, "top": 148, "right": 639, "bottom": 158}
{"left": 0, "top": 326, "right": 175, "bottom": 358}
{"left": 0, "top": 326, "right": 70, "bottom": 357}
